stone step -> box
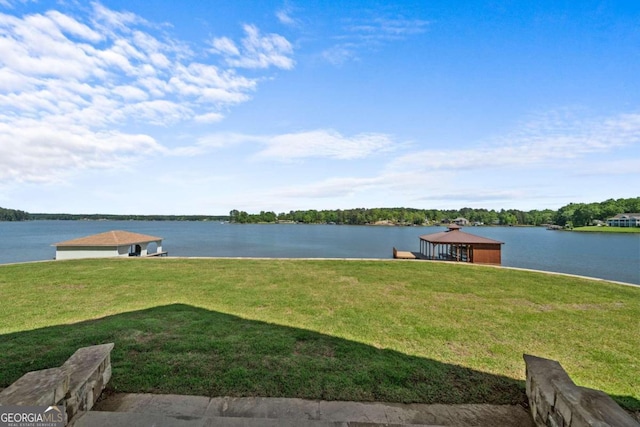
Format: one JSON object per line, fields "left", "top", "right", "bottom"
{"left": 71, "top": 411, "right": 442, "bottom": 427}
{"left": 90, "top": 393, "right": 534, "bottom": 427}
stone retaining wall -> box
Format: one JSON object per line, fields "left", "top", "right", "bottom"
{"left": 524, "top": 354, "right": 638, "bottom": 427}
{"left": 0, "top": 343, "right": 114, "bottom": 424}
{"left": 61, "top": 343, "right": 114, "bottom": 419}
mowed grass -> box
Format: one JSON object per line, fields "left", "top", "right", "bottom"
{"left": 0, "top": 258, "right": 638, "bottom": 410}
{"left": 573, "top": 226, "right": 640, "bottom": 233}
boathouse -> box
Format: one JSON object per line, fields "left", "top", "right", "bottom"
{"left": 53, "top": 230, "right": 164, "bottom": 260}
{"left": 418, "top": 225, "right": 504, "bottom": 265}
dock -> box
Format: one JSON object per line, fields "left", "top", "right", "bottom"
{"left": 392, "top": 247, "right": 421, "bottom": 260}
{"left": 145, "top": 251, "right": 168, "bottom": 257}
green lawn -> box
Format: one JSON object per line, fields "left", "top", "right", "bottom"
{"left": 0, "top": 258, "right": 638, "bottom": 411}
{"left": 573, "top": 226, "right": 640, "bottom": 233}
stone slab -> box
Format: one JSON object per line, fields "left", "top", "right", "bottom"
{"left": 395, "top": 403, "right": 534, "bottom": 427}
{"left": 206, "top": 397, "right": 320, "bottom": 420}
{"left": 71, "top": 411, "right": 208, "bottom": 427}
{"left": 62, "top": 343, "right": 114, "bottom": 394}
{"left": 524, "top": 354, "right": 574, "bottom": 400}
{"left": 72, "top": 411, "right": 441, "bottom": 427}
{"left": 578, "top": 387, "right": 640, "bottom": 427}
{"left": 0, "top": 367, "right": 69, "bottom": 406}
{"left": 97, "top": 393, "right": 211, "bottom": 417}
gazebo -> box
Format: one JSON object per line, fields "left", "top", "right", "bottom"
{"left": 53, "top": 230, "right": 164, "bottom": 260}
{"left": 419, "top": 225, "right": 503, "bottom": 265}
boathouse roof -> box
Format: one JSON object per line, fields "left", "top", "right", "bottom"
{"left": 54, "top": 230, "right": 162, "bottom": 247}
{"left": 419, "top": 225, "right": 504, "bottom": 245}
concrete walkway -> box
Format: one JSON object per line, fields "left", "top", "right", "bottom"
{"left": 70, "top": 393, "right": 534, "bottom": 427}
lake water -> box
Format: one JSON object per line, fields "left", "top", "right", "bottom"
{"left": 0, "top": 221, "right": 638, "bottom": 284}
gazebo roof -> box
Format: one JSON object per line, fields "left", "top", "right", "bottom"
{"left": 54, "top": 230, "right": 162, "bottom": 247}
{"left": 419, "top": 227, "right": 503, "bottom": 245}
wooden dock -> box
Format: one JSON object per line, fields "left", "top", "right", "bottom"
{"left": 145, "top": 251, "right": 168, "bottom": 257}
{"left": 392, "top": 247, "right": 420, "bottom": 259}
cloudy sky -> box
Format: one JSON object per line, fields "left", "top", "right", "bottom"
{"left": 1, "top": 0, "right": 639, "bottom": 215}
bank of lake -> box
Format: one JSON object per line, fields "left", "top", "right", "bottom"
{"left": 0, "top": 221, "right": 638, "bottom": 284}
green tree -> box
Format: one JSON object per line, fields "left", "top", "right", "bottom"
{"left": 0, "top": 207, "right": 30, "bottom": 221}
{"left": 236, "top": 211, "right": 250, "bottom": 223}
{"left": 498, "top": 210, "right": 517, "bottom": 225}
{"left": 554, "top": 204, "right": 576, "bottom": 227}
{"left": 573, "top": 204, "right": 599, "bottom": 227}
{"left": 599, "top": 199, "right": 622, "bottom": 219}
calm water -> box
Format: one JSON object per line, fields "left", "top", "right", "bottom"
{"left": 0, "top": 221, "right": 638, "bottom": 284}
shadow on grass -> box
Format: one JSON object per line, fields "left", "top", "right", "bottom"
{"left": 0, "top": 304, "right": 553, "bottom": 406}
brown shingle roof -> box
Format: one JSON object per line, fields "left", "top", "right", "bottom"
{"left": 54, "top": 230, "right": 162, "bottom": 247}
{"left": 419, "top": 228, "right": 503, "bottom": 245}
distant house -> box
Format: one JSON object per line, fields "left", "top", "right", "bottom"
{"left": 452, "top": 217, "right": 469, "bottom": 226}
{"left": 606, "top": 213, "right": 640, "bottom": 227}
{"left": 53, "top": 230, "right": 164, "bottom": 260}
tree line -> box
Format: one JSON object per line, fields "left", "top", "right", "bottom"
{"left": 229, "top": 197, "right": 640, "bottom": 227}
{"left": 0, "top": 207, "right": 29, "bottom": 221}
{"left": 2, "top": 196, "right": 638, "bottom": 226}
{"left": 0, "top": 209, "right": 227, "bottom": 222}
{"left": 229, "top": 207, "right": 553, "bottom": 226}
{"left": 554, "top": 197, "right": 640, "bottom": 227}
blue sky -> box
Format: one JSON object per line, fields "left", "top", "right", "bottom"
{"left": 1, "top": 0, "right": 639, "bottom": 215}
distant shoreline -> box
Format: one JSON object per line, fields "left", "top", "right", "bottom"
{"left": 3, "top": 218, "right": 640, "bottom": 232}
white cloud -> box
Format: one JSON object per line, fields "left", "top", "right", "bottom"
{"left": 186, "top": 129, "right": 398, "bottom": 161}
{"left": 112, "top": 84, "right": 149, "bottom": 101}
{"left": 321, "top": 44, "right": 358, "bottom": 66}
{"left": 91, "top": 1, "right": 145, "bottom": 32}
{"left": 0, "top": 118, "right": 163, "bottom": 183}
{"left": 168, "top": 63, "right": 255, "bottom": 103}
{"left": 255, "top": 130, "right": 396, "bottom": 160}
{"left": 119, "top": 100, "right": 192, "bottom": 125}
{"left": 348, "top": 17, "right": 430, "bottom": 40}
{"left": 0, "top": 13, "right": 101, "bottom": 80}
{"left": 210, "top": 36, "right": 239, "bottom": 56}
{"left": 194, "top": 112, "right": 225, "bottom": 123}
{"left": 276, "top": 10, "right": 295, "bottom": 25}
{"left": 0, "top": 3, "right": 281, "bottom": 184}
{"left": 45, "top": 10, "right": 103, "bottom": 43}
{"left": 322, "top": 14, "right": 430, "bottom": 65}
{"left": 168, "top": 132, "right": 253, "bottom": 156}
{"left": 248, "top": 110, "right": 640, "bottom": 208}
{"left": 269, "top": 176, "right": 385, "bottom": 199}
{"left": 388, "top": 111, "right": 640, "bottom": 173}
{"left": 415, "top": 189, "right": 527, "bottom": 203}
{"left": 571, "top": 159, "right": 640, "bottom": 177}
{"left": 256, "top": 167, "right": 549, "bottom": 209}
{"left": 210, "top": 24, "right": 294, "bottom": 69}
{"left": 0, "top": 0, "right": 35, "bottom": 9}
{"left": 276, "top": 6, "right": 299, "bottom": 27}
{"left": 0, "top": 67, "right": 32, "bottom": 91}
